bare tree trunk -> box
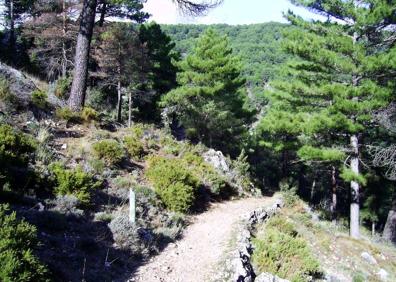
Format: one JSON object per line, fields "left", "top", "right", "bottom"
{"left": 116, "top": 43, "right": 122, "bottom": 123}
{"left": 372, "top": 222, "right": 376, "bottom": 237}
{"left": 8, "top": 0, "right": 15, "bottom": 52}
{"left": 98, "top": 0, "right": 107, "bottom": 27}
{"left": 350, "top": 134, "right": 360, "bottom": 239}
{"left": 61, "top": 0, "right": 67, "bottom": 78}
{"left": 310, "top": 178, "right": 316, "bottom": 202}
{"left": 68, "top": 0, "right": 97, "bottom": 111}
{"left": 383, "top": 196, "right": 396, "bottom": 244}
{"left": 117, "top": 78, "right": 122, "bottom": 123}
{"left": 128, "top": 91, "right": 132, "bottom": 127}
{"left": 330, "top": 166, "right": 337, "bottom": 224}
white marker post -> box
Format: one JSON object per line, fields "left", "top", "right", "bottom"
{"left": 129, "top": 188, "right": 136, "bottom": 224}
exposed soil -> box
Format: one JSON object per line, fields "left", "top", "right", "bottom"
{"left": 132, "top": 197, "right": 273, "bottom": 282}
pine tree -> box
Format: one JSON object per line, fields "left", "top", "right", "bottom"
{"left": 259, "top": 0, "right": 395, "bottom": 238}
{"left": 137, "top": 22, "right": 179, "bottom": 121}
{"left": 0, "top": 0, "right": 36, "bottom": 58}
{"left": 23, "top": 0, "right": 78, "bottom": 80}
{"left": 92, "top": 23, "right": 143, "bottom": 122}
{"left": 161, "top": 28, "right": 249, "bottom": 154}
{"left": 68, "top": 0, "right": 221, "bottom": 111}
{"left": 97, "top": 0, "right": 149, "bottom": 27}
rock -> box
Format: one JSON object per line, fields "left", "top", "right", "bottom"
{"left": 61, "top": 144, "right": 67, "bottom": 150}
{"left": 361, "top": 251, "right": 378, "bottom": 265}
{"left": 203, "top": 149, "right": 229, "bottom": 173}
{"left": 232, "top": 258, "right": 252, "bottom": 282}
{"left": 324, "top": 274, "right": 342, "bottom": 282}
{"left": 377, "top": 268, "right": 388, "bottom": 281}
{"left": 0, "top": 62, "right": 37, "bottom": 105}
{"left": 255, "top": 272, "right": 290, "bottom": 282}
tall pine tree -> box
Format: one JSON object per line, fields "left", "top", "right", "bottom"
{"left": 161, "top": 28, "right": 249, "bottom": 154}
{"left": 259, "top": 0, "right": 395, "bottom": 238}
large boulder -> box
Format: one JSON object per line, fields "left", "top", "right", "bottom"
{"left": 0, "top": 62, "right": 37, "bottom": 105}
{"left": 203, "top": 149, "right": 230, "bottom": 173}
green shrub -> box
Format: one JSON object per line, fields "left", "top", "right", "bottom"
{"left": 55, "top": 76, "right": 71, "bottom": 99}
{"left": 92, "top": 139, "right": 124, "bottom": 165}
{"left": 113, "top": 174, "right": 137, "bottom": 190}
{"left": 88, "top": 159, "right": 105, "bottom": 175}
{"left": 0, "top": 125, "right": 36, "bottom": 190}
{"left": 130, "top": 124, "right": 145, "bottom": 139}
{"left": 0, "top": 204, "right": 49, "bottom": 281}
{"left": 49, "top": 162, "right": 100, "bottom": 206}
{"left": 31, "top": 89, "right": 48, "bottom": 109}
{"left": 124, "top": 136, "right": 145, "bottom": 160}
{"left": 279, "top": 179, "right": 299, "bottom": 207}
{"left": 0, "top": 77, "right": 17, "bottom": 106}
{"left": 252, "top": 216, "right": 321, "bottom": 282}
{"left": 55, "top": 107, "right": 79, "bottom": 122}
{"left": 181, "top": 152, "right": 227, "bottom": 196}
{"left": 81, "top": 107, "right": 98, "bottom": 123}
{"left": 146, "top": 156, "right": 199, "bottom": 212}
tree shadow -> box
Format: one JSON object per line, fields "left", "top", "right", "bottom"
{"left": 21, "top": 208, "right": 147, "bottom": 282}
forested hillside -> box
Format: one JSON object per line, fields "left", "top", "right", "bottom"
{"left": 161, "top": 23, "right": 291, "bottom": 99}
{"left": 1, "top": 0, "right": 396, "bottom": 281}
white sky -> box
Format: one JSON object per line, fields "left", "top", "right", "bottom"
{"left": 143, "top": 0, "right": 322, "bottom": 25}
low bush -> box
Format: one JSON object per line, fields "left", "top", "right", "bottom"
{"left": 35, "top": 127, "right": 54, "bottom": 165}
{"left": 0, "top": 125, "right": 36, "bottom": 191}
{"left": 0, "top": 77, "right": 17, "bottom": 105}
{"left": 94, "top": 212, "right": 114, "bottom": 223}
{"left": 55, "top": 107, "right": 79, "bottom": 122}
{"left": 182, "top": 152, "right": 227, "bottom": 196}
{"left": 124, "top": 136, "right": 145, "bottom": 160}
{"left": 92, "top": 139, "right": 124, "bottom": 165}
{"left": 88, "top": 159, "right": 105, "bottom": 175}
{"left": 81, "top": 107, "right": 98, "bottom": 123}
{"left": 55, "top": 76, "right": 71, "bottom": 99}
{"left": 113, "top": 174, "right": 137, "bottom": 190}
{"left": 31, "top": 89, "right": 48, "bottom": 109}
{"left": 53, "top": 195, "right": 84, "bottom": 217}
{"left": 49, "top": 163, "right": 100, "bottom": 206}
{"left": 146, "top": 156, "right": 199, "bottom": 213}
{"left": 252, "top": 216, "right": 321, "bottom": 282}
{"left": 0, "top": 204, "right": 49, "bottom": 281}
{"left": 108, "top": 214, "right": 154, "bottom": 256}
{"left": 279, "top": 179, "right": 300, "bottom": 207}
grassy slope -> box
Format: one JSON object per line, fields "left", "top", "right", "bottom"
{"left": 252, "top": 199, "right": 396, "bottom": 282}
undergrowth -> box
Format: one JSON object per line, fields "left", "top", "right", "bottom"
{"left": 252, "top": 215, "right": 322, "bottom": 282}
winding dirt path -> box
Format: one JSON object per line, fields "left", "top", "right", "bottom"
{"left": 131, "top": 197, "right": 273, "bottom": 282}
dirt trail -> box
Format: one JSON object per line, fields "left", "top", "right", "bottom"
{"left": 132, "top": 197, "right": 273, "bottom": 282}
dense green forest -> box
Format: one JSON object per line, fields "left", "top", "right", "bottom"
{"left": 1, "top": 0, "right": 396, "bottom": 281}
{"left": 161, "top": 23, "right": 291, "bottom": 100}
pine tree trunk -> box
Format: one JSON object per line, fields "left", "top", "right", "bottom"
{"left": 350, "top": 134, "right": 360, "bottom": 239}
{"left": 61, "top": 0, "right": 67, "bottom": 78}
{"left": 99, "top": 1, "right": 107, "bottom": 27}
{"left": 383, "top": 196, "right": 396, "bottom": 244}
{"left": 310, "top": 178, "right": 316, "bottom": 203}
{"left": 8, "top": 0, "right": 15, "bottom": 52}
{"left": 331, "top": 166, "right": 337, "bottom": 224}
{"left": 128, "top": 91, "right": 132, "bottom": 127}
{"left": 117, "top": 78, "right": 122, "bottom": 123}
{"left": 68, "top": 0, "right": 97, "bottom": 111}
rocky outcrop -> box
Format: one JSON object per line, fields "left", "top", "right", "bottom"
{"left": 0, "top": 62, "right": 37, "bottom": 105}
{"left": 219, "top": 198, "right": 286, "bottom": 282}
{"left": 203, "top": 149, "right": 230, "bottom": 173}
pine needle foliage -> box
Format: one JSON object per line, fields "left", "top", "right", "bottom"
{"left": 161, "top": 28, "right": 249, "bottom": 154}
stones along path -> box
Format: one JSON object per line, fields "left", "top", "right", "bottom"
{"left": 132, "top": 197, "right": 273, "bottom": 282}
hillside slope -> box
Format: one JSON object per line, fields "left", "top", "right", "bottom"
{"left": 161, "top": 23, "right": 292, "bottom": 101}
